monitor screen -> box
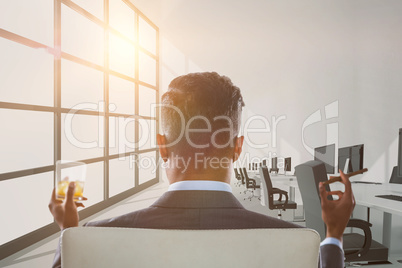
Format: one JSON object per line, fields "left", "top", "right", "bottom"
{"left": 338, "top": 144, "right": 364, "bottom": 173}
{"left": 314, "top": 144, "right": 335, "bottom": 174}
{"left": 272, "top": 157, "right": 278, "bottom": 169}
{"left": 284, "top": 157, "right": 291, "bottom": 172}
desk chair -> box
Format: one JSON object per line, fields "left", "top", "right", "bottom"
{"left": 61, "top": 227, "right": 320, "bottom": 268}
{"left": 295, "top": 161, "right": 389, "bottom": 264}
{"left": 259, "top": 166, "right": 297, "bottom": 219}
{"left": 233, "top": 168, "right": 242, "bottom": 187}
{"left": 238, "top": 168, "right": 246, "bottom": 193}
{"left": 242, "top": 167, "right": 260, "bottom": 201}
{"left": 238, "top": 168, "right": 252, "bottom": 195}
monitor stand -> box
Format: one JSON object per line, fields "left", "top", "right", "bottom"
{"left": 343, "top": 158, "right": 350, "bottom": 174}
{"left": 331, "top": 158, "right": 349, "bottom": 179}
{"left": 389, "top": 166, "right": 402, "bottom": 184}
{"left": 281, "top": 163, "right": 289, "bottom": 176}
{"left": 270, "top": 168, "right": 279, "bottom": 175}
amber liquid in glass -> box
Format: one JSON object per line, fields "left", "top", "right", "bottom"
{"left": 56, "top": 180, "right": 85, "bottom": 201}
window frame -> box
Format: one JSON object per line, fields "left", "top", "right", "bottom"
{"left": 0, "top": 0, "right": 159, "bottom": 259}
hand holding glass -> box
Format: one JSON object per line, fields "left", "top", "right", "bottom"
{"left": 56, "top": 161, "right": 87, "bottom": 201}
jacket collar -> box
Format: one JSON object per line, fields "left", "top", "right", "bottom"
{"left": 151, "top": 190, "right": 244, "bottom": 209}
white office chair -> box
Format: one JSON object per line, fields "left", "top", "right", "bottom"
{"left": 60, "top": 227, "right": 320, "bottom": 268}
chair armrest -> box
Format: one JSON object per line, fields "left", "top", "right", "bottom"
{"left": 272, "top": 188, "right": 289, "bottom": 205}
{"left": 345, "top": 219, "right": 372, "bottom": 259}
{"left": 247, "top": 178, "right": 257, "bottom": 189}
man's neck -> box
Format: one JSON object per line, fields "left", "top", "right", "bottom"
{"left": 166, "top": 167, "right": 232, "bottom": 184}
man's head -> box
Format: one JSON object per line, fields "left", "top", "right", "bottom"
{"left": 157, "top": 72, "right": 245, "bottom": 182}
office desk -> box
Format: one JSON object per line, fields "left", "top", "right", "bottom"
{"left": 250, "top": 173, "right": 298, "bottom": 187}
{"left": 351, "top": 183, "right": 402, "bottom": 248}
{"left": 250, "top": 172, "right": 402, "bottom": 250}
{"left": 251, "top": 173, "right": 299, "bottom": 198}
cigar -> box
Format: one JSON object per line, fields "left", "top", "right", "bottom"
{"left": 322, "top": 168, "right": 368, "bottom": 185}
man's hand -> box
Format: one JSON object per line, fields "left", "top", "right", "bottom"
{"left": 48, "top": 181, "right": 86, "bottom": 230}
{"left": 319, "top": 170, "right": 356, "bottom": 241}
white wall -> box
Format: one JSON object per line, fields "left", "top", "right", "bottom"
{"left": 352, "top": 1, "right": 402, "bottom": 253}
{"left": 131, "top": 0, "right": 402, "bottom": 253}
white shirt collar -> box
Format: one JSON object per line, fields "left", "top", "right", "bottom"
{"left": 168, "top": 180, "right": 232, "bottom": 193}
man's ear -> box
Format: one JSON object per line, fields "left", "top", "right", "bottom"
{"left": 157, "top": 134, "right": 169, "bottom": 162}
{"left": 233, "top": 136, "right": 244, "bottom": 162}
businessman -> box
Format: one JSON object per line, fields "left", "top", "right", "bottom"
{"left": 50, "top": 72, "right": 355, "bottom": 268}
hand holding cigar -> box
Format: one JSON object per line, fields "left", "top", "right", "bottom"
{"left": 322, "top": 168, "right": 368, "bottom": 185}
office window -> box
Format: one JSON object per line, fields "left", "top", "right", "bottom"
{"left": 139, "top": 86, "right": 157, "bottom": 117}
{"left": 138, "top": 119, "right": 157, "bottom": 150}
{"left": 109, "top": 75, "right": 135, "bottom": 114}
{"left": 61, "top": 114, "right": 104, "bottom": 161}
{"left": 0, "top": 0, "right": 159, "bottom": 259}
{"left": 139, "top": 51, "right": 156, "bottom": 86}
{"left": 109, "top": 157, "right": 135, "bottom": 197}
{"left": 139, "top": 151, "right": 157, "bottom": 185}
{"left": 139, "top": 17, "right": 156, "bottom": 55}
{"left": 109, "top": 33, "right": 136, "bottom": 77}
{"left": 61, "top": 59, "right": 104, "bottom": 111}
{"left": 61, "top": 5, "right": 104, "bottom": 65}
{"left": 0, "top": 0, "right": 53, "bottom": 46}
{"left": 70, "top": 0, "right": 104, "bottom": 20}
{"left": 79, "top": 162, "right": 104, "bottom": 208}
{"left": 0, "top": 110, "right": 53, "bottom": 174}
{"left": 109, "top": 116, "right": 135, "bottom": 156}
{"left": 0, "top": 38, "right": 54, "bottom": 106}
{"left": 109, "top": 0, "right": 136, "bottom": 41}
{"left": 0, "top": 172, "right": 54, "bottom": 245}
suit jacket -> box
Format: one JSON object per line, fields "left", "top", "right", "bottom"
{"left": 52, "top": 190, "right": 343, "bottom": 268}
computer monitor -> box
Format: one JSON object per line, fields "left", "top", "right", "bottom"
{"left": 314, "top": 144, "right": 335, "bottom": 174}
{"left": 270, "top": 157, "right": 279, "bottom": 173}
{"left": 284, "top": 157, "right": 291, "bottom": 172}
{"left": 390, "top": 128, "right": 402, "bottom": 184}
{"left": 338, "top": 144, "right": 364, "bottom": 173}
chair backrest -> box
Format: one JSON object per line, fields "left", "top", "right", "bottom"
{"left": 61, "top": 227, "right": 320, "bottom": 268}
{"left": 295, "top": 160, "right": 332, "bottom": 240}
{"left": 238, "top": 168, "right": 245, "bottom": 184}
{"left": 234, "top": 168, "right": 240, "bottom": 179}
{"left": 242, "top": 167, "right": 250, "bottom": 183}
{"left": 259, "top": 166, "right": 275, "bottom": 209}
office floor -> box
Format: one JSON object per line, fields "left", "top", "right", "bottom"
{"left": 0, "top": 178, "right": 401, "bottom": 268}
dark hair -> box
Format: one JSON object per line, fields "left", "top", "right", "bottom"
{"left": 161, "top": 72, "right": 245, "bottom": 153}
